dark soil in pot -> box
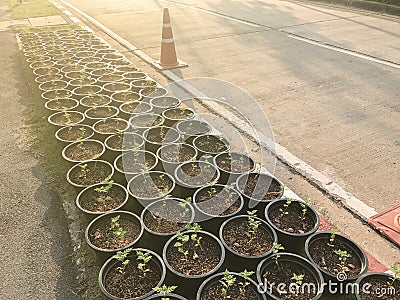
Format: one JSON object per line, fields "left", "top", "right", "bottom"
{"left": 150, "top": 96, "right": 181, "bottom": 112}
{"left": 162, "top": 107, "right": 195, "bottom": 126}
{"left": 64, "top": 71, "right": 93, "bottom": 81}
{"left": 45, "top": 97, "right": 79, "bottom": 111}
{"left": 257, "top": 253, "right": 324, "bottom": 300}
{"left": 62, "top": 139, "right": 104, "bottom": 163}
{"left": 193, "top": 134, "right": 229, "bottom": 157}
{"left": 140, "top": 87, "right": 168, "bottom": 98}
{"left": 157, "top": 143, "right": 197, "bottom": 175}
{"left": 72, "top": 84, "right": 102, "bottom": 97}
{"left": 198, "top": 271, "right": 266, "bottom": 300}
{"left": 86, "top": 211, "right": 142, "bottom": 251}
{"left": 175, "top": 161, "right": 219, "bottom": 187}
{"left": 69, "top": 78, "right": 97, "bottom": 89}
{"left": 148, "top": 293, "right": 187, "bottom": 300}
{"left": 100, "top": 248, "right": 165, "bottom": 300}
{"left": 35, "top": 73, "right": 62, "bottom": 83}
{"left": 103, "top": 82, "right": 131, "bottom": 95}
{"left": 67, "top": 160, "right": 114, "bottom": 187}
{"left": 60, "top": 65, "right": 82, "bottom": 74}
{"left": 114, "top": 150, "right": 158, "bottom": 175}
{"left": 34, "top": 67, "right": 60, "bottom": 76}
{"left": 55, "top": 124, "right": 94, "bottom": 142}
{"left": 123, "top": 71, "right": 147, "bottom": 81}
{"left": 164, "top": 230, "right": 224, "bottom": 277}
{"left": 128, "top": 171, "right": 175, "bottom": 200}
{"left": 129, "top": 113, "right": 164, "bottom": 133}
{"left": 305, "top": 232, "right": 368, "bottom": 281}
{"left": 176, "top": 120, "right": 212, "bottom": 144}
{"left": 105, "top": 132, "right": 144, "bottom": 152}
{"left": 85, "top": 105, "right": 119, "bottom": 120}
{"left": 143, "top": 126, "right": 181, "bottom": 152}
{"left": 77, "top": 182, "right": 128, "bottom": 215}
{"left": 93, "top": 118, "right": 129, "bottom": 135}
{"left": 90, "top": 67, "right": 116, "bottom": 78}
{"left": 119, "top": 101, "right": 151, "bottom": 116}
{"left": 355, "top": 272, "right": 400, "bottom": 300}
{"left": 111, "top": 91, "right": 141, "bottom": 103}
{"left": 38, "top": 80, "right": 68, "bottom": 92}
{"left": 48, "top": 110, "right": 84, "bottom": 126}
{"left": 80, "top": 94, "right": 111, "bottom": 107}
{"left": 97, "top": 74, "right": 124, "bottom": 83}
{"left": 220, "top": 214, "right": 276, "bottom": 258}
{"left": 214, "top": 152, "right": 255, "bottom": 184}
{"left": 131, "top": 79, "right": 157, "bottom": 92}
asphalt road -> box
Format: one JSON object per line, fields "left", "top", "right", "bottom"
{"left": 63, "top": 0, "right": 399, "bottom": 214}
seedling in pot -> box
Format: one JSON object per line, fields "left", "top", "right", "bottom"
{"left": 278, "top": 198, "right": 293, "bottom": 218}
{"left": 136, "top": 250, "right": 152, "bottom": 278}
{"left": 152, "top": 285, "right": 178, "bottom": 300}
{"left": 272, "top": 242, "right": 284, "bottom": 265}
{"left": 299, "top": 198, "right": 311, "bottom": 221}
{"left": 179, "top": 197, "right": 192, "bottom": 217}
{"left": 187, "top": 223, "right": 203, "bottom": 250}
{"left": 220, "top": 269, "right": 236, "bottom": 299}
{"left": 239, "top": 269, "right": 255, "bottom": 295}
{"left": 112, "top": 248, "right": 132, "bottom": 274}
{"left": 388, "top": 264, "right": 400, "bottom": 288}
{"left": 79, "top": 163, "right": 89, "bottom": 177}
{"left": 291, "top": 273, "right": 305, "bottom": 286}
{"left": 327, "top": 225, "right": 340, "bottom": 247}
{"left": 246, "top": 210, "right": 261, "bottom": 243}
{"left": 94, "top": 177, "right": 114, "bottom": 204}
{"left": 334, "top": 249, "right": 351, "bottom": 270}
{"left": 110, "top": 215, "right": 127, "bottom": 242}
{"left": 174, "top": 231, "right": 189, "bottom": 260}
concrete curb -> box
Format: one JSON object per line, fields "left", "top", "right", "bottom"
{"left": 55, "top": 0, "right": 378, "bottom": 223}
{"left": 295, "top": 0, "right": 400, "bottom": 17}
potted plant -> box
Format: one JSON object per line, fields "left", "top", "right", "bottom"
{"left": 34, "top": 67, "right": 60, "bottom": 77}
{"left": 128, "top": 171, "right": 176, "bottom": 203}
{"left": 62, "top": 139, "right": 105, "bottom": 163}
{"left": 84, "top": 105, "right": 120, "bottom": 125}
{"left": 45, "top": 97, "right": 79, "bottom": 112}
{"left": 236, "top": 172, "right": 284, "bottom": 216}
{"left": 104, "top": 132, "right": 144, "bottom": 161}
{"left": 264, "top": 198, "right": 320, "bottom": 254}
{"left": 35, "top": 73, "right": 62, "bottom": 84}
{"left": 42, "top": 89, "right": 73, "bottom": 101}
{"left": 197, "top": 269, "right": 267, "bottom": 300}
{"left": 305, "top": 229, "right": 369, "bottom": 283}
{"left": 97, "top": 73, "right": 124, "bottom": 84}
{"left": 131, "top": 79, "right": 158, "bottom": 93}
{"left": 256, "top": 251, "right": 325, "bottom": 300}
{"left": 176, "top": 120, "right": 212, "bottom": 144}
{"left": 143, "top": 126, "right": 181, "bottom": 152}
{"left": 355, "top": 265, "right": 400, "bottom": 300}
{"left": 140, "top": 87, "right": 168, "bottom": 99}
{"left": 122, "top": 71, "right": 147, "bottom": 83}
{"left": 219, "top": 211, "right": 277, "bottom": 271}
{"left": 80, "top": 94, "right": 112, "bottom": 108}
{"left": 129, "top": 113, "right": 165, "bottom": 134}
{"left": 55, "top": 124, "right": 94, "bottom": 143}
{"left": 193, "top": 134, "right": 230, "bottom": 158}
{"left": 93, "top": 118, "right": 129, "bottom": 137}
{"left": 150, "top": 285, "right": 187, "bottom": 300}
{"left": 90, "top": 67, "right": 116, "bottom": 78}
{"left": 103, "top": 82, "right": 131, "bottom": 95}
{"left": 99, "top": 248, "right": 166, "bottom": 299}
{"left": 163, "top": 224, "right": 225, "bottom": 288}
{"left": 38, "top": 79, "right": 69, "bottom": 92}
{"left": 162, "top": 107, "right": 196, "bottom": 127}
{"left": 72, "top": 85, "right": 102, "bottom": 99}
{"left": 119, "top": 101, "right": 152, "bottom": 120}
{"left": 76, "top": 179, "right": 129, "bottom": 218}
{"left": 156, "top": 143, "right": 197, "bottom": 176}
{"left": 174, "top": 160, "right": 220, "bottom": 198}
{"left": 67, "top": 160, "right": 114, "bottom": 188}
{"left": 85, "top": 211, "right": 143, "bottom": 262}
{"left": 150, "top": 96, "right": 181, "bottom": 114}
{"left": 111, "top": 91, "right": 141, "bottom": 104}
{"left": 214, "top": 152, "right": 256, "bottom": 184}
{"left": 48, "top": 110, "right": 85, "bottom": 127}
{"left": 193, "top": 184, "right": 244, "bottom": 234}
{"left": 141, "top": 197, "right": 194, "bottom": 252}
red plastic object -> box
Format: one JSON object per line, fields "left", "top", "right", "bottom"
{"left": 369, "top": 203, "right": 400, "bottom": 249}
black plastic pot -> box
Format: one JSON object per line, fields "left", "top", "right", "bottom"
{"left": 156, "top": 143, "right": 198, "bottom": 176}
{"left": 62, "top": 139, "right": 105, "bottom": 163}
{"left": 119, "top": 101, "right": 152, "bottom": 120}
{"left": 131, "top": 78, "right": 158, "bottom": 93}
{"left": 55, "top": 124, "right": 94, "bottom": 143}
{"left": 193, "top": 184, "right": 244, "bottom": 235}
{"left": 48, "top": 110, "right": 85, "bottom": 127}
{"left": 72, "top": 84, "right": 102, "bottom": 100}
{"left": 129, "top": 113, "right": 165, "bottom": 134}
{"left": 214, "top": 152, "right": 256, "bottom": 185}
{"left": 111, "top": 91, "right": 141, "bottom": 105}
{"left": 174, "top": 160, "right": 220, "bottom": 199}
{"left": 66, "top": 160, "right": 114, "bottom": 189}
{"left": 99, "top": 248, "right": 166, "bottom": 300}
{"left": 219, "top": 214, "right": 277, "bottom": 272}
{"left": 92, "top": 118, "right": 129, "bottom": 139}
{"left": 257, "top": 252, "right": 325, "bottom": 300}
{"left": 305, "top": 232, "right": 369, "bottom": 284}
{"left": 85, "top": 210, "right": 143, "bottom": 263}
{"left": 84, "top": 106, "right": 120, "bottom": 125}
{"left": 163, "top": 230, "right": 225, "bottom": 297}
{"left": 45, "top": 97, "right": 79, "bottom": 112}
{"left": 236, "top": 172, "right": 284, "bottom": 217}
{"left": 176, "top": 119, "right": 212, "bottom": 144}
{"left": 197, "top": 271, "right": 267, "bottom": 300}
{"left": 102, "top": 82, "right": 131, "bottom": 96}
{"left": 80, "top": 94, "right": 112, "bottom": 108}
{"left": 148, "top": 293, "right": 187, "bottom": 300}
{"left": 265, "top": 199, "right": 320, "bottom": 255}
{"left": 162, "top": 107, "right": 196, "bottom": 127}
{"left": 76, "top": 182, "right": 129, "bottom": 220}
{"left": 104, "top": 132, "right": 144, "bottom": 162}
{"left": 142, "top": 126, "right": 181, "bottom": 152}
{"left": 193, "top": 134, "right": 230, "bottom": 158}
{"left": 140, "top": 87, "right": 168, "bottom": 99}
{"left": 140, "top": 197, "right": 195, "bottom": 252}
{"left": 150, "top": 96, "right": 181, "bottom": 114}
{"left": 355, "top": 272, "right": 400, "bottom": 300}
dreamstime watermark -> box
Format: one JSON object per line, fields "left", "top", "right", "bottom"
{"left": 257, "top": 272, "right": 397, "bottom": 297}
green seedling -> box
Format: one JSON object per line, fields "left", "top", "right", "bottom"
{"left": 239, "top": 269, "right": 255, "bottom": 295}
{"left": 79, "top": 163, "right": 89, "bottom": 175}
{"left": 187, "top": 223, "right": 203, "bottom": 249}
{"left": 179, "top": 197, "right": 192, "bottom": 217}
{"left": 387, "top": 264, "right": 400, "bottom": 288}
{"left": 94, "top": 178, "right": 114, "bottom": 204}
{"left": 174, "top": 231, "right": 189, "bottom": 260}
{"left": 334, "top": 249, "right": 351, "bottom": 269}
{"left": 328, "top": 225, "right": 340, "bottom": 247}
{"left": 110, "top": 215, "right": 127, "bottom": 242}
{"left": 219, "top": 269, "right": 236, "bottom": 299}
{"left": 279, "top": 198, "right": 293, "bottom": 218}
{"left": 273, "top": 242, "right": 284, "bottom": 265}
{"left": 299, "top": 198, "right": 311, "bottom": 221}
{"left": 136, "top": 250, "right": 152, "bottom": 278}
{"left": 291, "top": 273, "right": 305, "bottom": 286}
{"left": 246, "top": 210, "right": 261, "bottom": 243}
{"left": 152, "top": 285, "right": 178, "bottom": 300}
{"left": 112, "top": 248, "right": 132, "bottom": 274}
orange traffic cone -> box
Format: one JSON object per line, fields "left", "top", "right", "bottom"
{"left": 153, "top": 8, "right": 187, "bottom": 70}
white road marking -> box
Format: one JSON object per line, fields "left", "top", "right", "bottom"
{"left": 287, "top": 33, "right": 400, "bottom": 69}
{"left": 162, "top": 0, "right": 261, "bottom": 28}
